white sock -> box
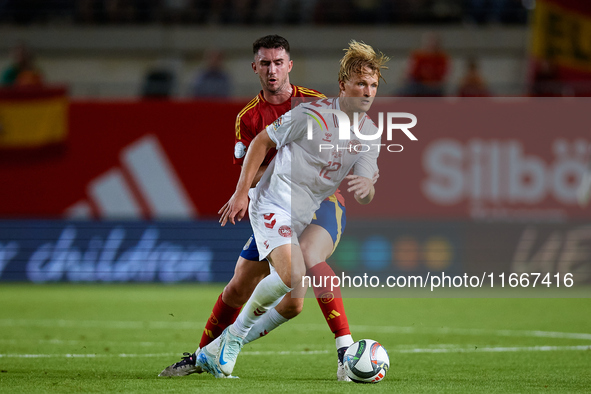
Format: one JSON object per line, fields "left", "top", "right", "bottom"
{"left": 336, "top": 334, "right": 354, "bottom": 350}
{"left": 201, "top": 336, "right": 222, "bottom": 356}
{"left": 230, "top": 271, "right": 292, "bottom": 338}
{"left": 243, "top": 307, "right": 289, "bottom": 344}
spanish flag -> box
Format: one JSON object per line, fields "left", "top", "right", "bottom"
{"left": 530, "top": 0, "right": 591, "bottom": 95}
{"left": 0, "top": 87, "right": 68, "bottom": 150}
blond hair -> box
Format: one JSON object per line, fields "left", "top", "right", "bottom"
{"left": 338, "top": 40, "right": 389, "bottom": 83}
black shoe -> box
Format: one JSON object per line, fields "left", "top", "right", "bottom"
{"left": 159, "top": 351, "right": 203, "bottom": 377}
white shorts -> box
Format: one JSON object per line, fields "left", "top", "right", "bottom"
{"left": 249, "top": 206, "right": 306, "bottom": 261}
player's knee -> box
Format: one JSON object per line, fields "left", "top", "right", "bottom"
{"left": 274, "top": 263, "right": 306, "bottom": 289}
{"left": 300, "top": 237, "right": 333, "bottom": 269}
{"left": 301, "top": 247, "right": 323, "bottom": 269}
{"left": 276, "top": 298, "right": 304, "bottom": 319}
{"left": 289, "top": 264, "right": 307, "bottom": 288}
{"left": 223, "top": 281, "right": 251, "bottom": 307}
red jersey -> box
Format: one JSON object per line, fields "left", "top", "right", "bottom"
{"left": 233, "top": 84, "right": 325, "bottom": 166}
{"left": 233, "top": 84, "right": 345, "bottom": 206}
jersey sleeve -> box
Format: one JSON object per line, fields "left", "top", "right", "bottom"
{"left": 233, "top": 113, "right": 254, "bottom": 166}
{"left": 353, "top": 150, "right": 379, "bottom": 179}
{"left": 265, "top": 104, "right": 308, "bottom": 148}
{"left": 353, "top": 148, "right": 378, "bottom": 179}
{"left": 352, "top": 121, "right": 380, "bottom": 179}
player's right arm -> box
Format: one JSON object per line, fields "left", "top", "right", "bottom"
{"left": 248, "top": 165, "right": 268, "bottom": 188}
{"left": 234, "top": 100, "right": 270, "bottom": 188}
{"left": 345, "top": 175, "right": 375, "bottom": 204}
{"left": 346, "top": 141, "right": 380, "bottom": 205}
{"left": 219, "top": 130, "right": 276, "bottom": 226}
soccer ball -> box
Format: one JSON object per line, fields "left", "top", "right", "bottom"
{"left": 343, "top": 339, "right": 389, "bottom": 383}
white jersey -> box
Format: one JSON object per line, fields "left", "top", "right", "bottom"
{"left": 248, "top": 97, "right": 380, "bottom": 227}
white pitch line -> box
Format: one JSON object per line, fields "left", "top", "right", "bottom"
{"left": 0, "top": 350, "right": 330, "bottom": 358}
{"left": 398, "top": 345, "right": 591, "bottom": 353}
{"left": 242, "top": 350, "right": 330, "bottom": 356}
{"left": 0, "top": 353, "right": 177, "bottom": 358}
{"left": 0, "top": 319, "right": 196, "bottom": 330}
{"left": 1, "top": 345, "right": 589, "bottom": 359}
{"left": 0, "top": 338, "right": 181, "bottom": 347}
{"left": 1, "top": 319, "right": 590, "bottom": 341}
{"left": 304, "top": 324, "right": 591, "bottom": 341}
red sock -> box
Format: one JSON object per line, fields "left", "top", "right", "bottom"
{"left": 199, "top": 293, "right": 241, "bottom": 348}
{"left": 307, "top": 262, "right": 351, "bottom": 338}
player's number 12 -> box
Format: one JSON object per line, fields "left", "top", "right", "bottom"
{"left": 319, "top": 161, "right": 342, "bottom": 180}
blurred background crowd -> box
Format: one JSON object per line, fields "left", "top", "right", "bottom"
{"left": 0, "top": 0, "right": 530, "bottom": 26}
{"left": 0, "top": 0, "right": 557, "bottom": 99}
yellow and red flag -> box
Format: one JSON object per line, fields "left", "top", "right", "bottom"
{"left": 0, "top": 86, "right": 68, "bottom": 150}
{"left": 531, "top": 0, "right": 591, "bottom": 95}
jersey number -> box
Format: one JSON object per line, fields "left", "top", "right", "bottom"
{"left": 319, "top": 161, "right": 341, "bottom": 180}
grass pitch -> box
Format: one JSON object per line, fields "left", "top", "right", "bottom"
{"left": 1, "top": 284, "right": 590, "bottom": 392}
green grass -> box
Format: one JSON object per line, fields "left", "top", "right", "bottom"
{"left": 0, "top": 284, "right": 590, "bottom": 392}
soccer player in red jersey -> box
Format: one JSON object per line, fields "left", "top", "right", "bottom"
{"left": 160, "top": 35, "right": 358, "bottom": 380}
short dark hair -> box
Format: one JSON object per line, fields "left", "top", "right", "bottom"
{"left": 253, "top": 35, "right": 290, "bottom": 55}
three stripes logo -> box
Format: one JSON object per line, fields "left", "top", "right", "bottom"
{"left": 65, "top": 134, "right": 196, "bottom": 220}
{"left": 326, "top": 310, "right": 341, "bottom": 320}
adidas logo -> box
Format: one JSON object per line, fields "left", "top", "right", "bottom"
{"left": 326, "top": 310, "right": 341, "bottom": 320}
{"left": 204, "top": 329, "right": 214, "bottom": 339}
{"left": 65, "top": 134, "right": 196, "bottom": 219}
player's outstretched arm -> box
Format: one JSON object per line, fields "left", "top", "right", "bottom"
{"left": 219, "top": 130, "right": 276, "bottom": 226}
{"left": 249, "top": 165, "right": 268, "bottom": 188}
{"left": 345, "top": 175, "right": 375, "bottom": 205}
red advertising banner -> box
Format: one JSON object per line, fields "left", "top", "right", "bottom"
{"left": 0, "top": 98, "right": 589, "bottom": 220}
{"left": 348, "top": 98, "right": 591, "bottom": 220}
{"left": 0, "top": 100, "right": 244, "bottom": 219}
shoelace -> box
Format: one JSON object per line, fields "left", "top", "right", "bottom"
{"left": 176, "top": 352, "right": 195, "bottom": 366}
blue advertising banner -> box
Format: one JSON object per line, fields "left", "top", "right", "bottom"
{"left": 1, "top": 220, "right": 589, "bottom": 291}
{"left": 329, "top": 220, "right": 464, "bottom": 277}
{"left": 0, "top": 221, "right": 252, "bottom": 283}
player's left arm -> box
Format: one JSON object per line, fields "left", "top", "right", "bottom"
{"left": 346, "top": 147, "right": 379, "bottom": 204}
{"left": 219, "top": 130, "right": 276, "bottom": 226}
{"left": 244, "top": 164, "right": 268, "bottom": 188}
{"left": 345, "top": 175, "right": 375, "bottom": 204}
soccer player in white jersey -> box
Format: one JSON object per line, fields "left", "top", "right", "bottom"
{"left": 195, "top": 41, "right": 389, "bottom": 378}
